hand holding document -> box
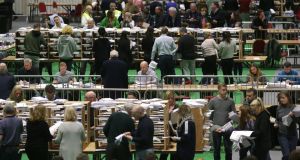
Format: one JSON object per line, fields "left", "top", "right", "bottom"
{"left": 49, "top": 121, "right": 63, "bottom": 136}
{"left": 115, "top": 133, "right": 125, "bottom": 145}
{"left": 282, "top": 114, "right": 293, "bottom": 126}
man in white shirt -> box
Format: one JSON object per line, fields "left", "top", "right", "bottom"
{"left": 52, "top": 16, "right": 67, "bottom": 29}
{"left": 135, "top": 61, "right": 157, "bottom": 85}
{"left": 151, "top": 27, "right": 177, "bottom": 84}
{"left": 83, "top": 18, "right": 97, "bottom": 29}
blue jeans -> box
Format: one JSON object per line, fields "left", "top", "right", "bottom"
{"left": 213, "top": 131, "right": 232, "bottom": 160}
{"left": 278, "top": 134, "right": 298, "bottom": 160}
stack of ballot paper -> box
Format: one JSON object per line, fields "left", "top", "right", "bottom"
{"left": 91, "top": 99, "right": 116, "bottom": 108}
{"left": 230, "top": 131, "right": 254, "bottom": 151}
{"left": 49, "top": 121, "right": 63, "bottom": 136}
{"left": 221, "top": 121, "right": 234, "bottom": 132}
{"left": 182, "top": 99, "right": 208, "bottom": 108}
{"left": 31, "top": 97, "right": 48, "bottom": 103}
{"left": 292, "top": 105, "right": 300, "bottom": 117}
{"left": 282, "top": 114, "right": 293, "bottom": 126}
{"left": 266, "top": 82, "right": 287, "bottom": 88}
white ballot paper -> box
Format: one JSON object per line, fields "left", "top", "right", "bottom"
{"left": 221, "top": 121, "right": 233, "bottom": 132}
{"left": 115, "top": 133, "right": 125, "bottom": 145}
{"left": 282, "top": 114, "right": 293, "bottom": 126}
{"left": 230, "top": 131, "right": 254, "bottom": 151}
{"left": 292, "top": 105, "right": 300, "bottom": 117}
{"left": 49, "top": 121, "right": 63, "bottom": 136}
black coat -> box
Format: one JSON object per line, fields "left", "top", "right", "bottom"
{"left": 101, "top": 57, "right": 128, "bottom": 89}
{"left": 176, "top": 119, "right": 196, "bottom": 160}
{"left": 0, "top": 73, "right": 15, "bottom": 99}
{"left": 25, "top": 120, "right": 53, "bottom": 150}
{"left": 17, "top": 67, "right": 40, "bottom": 84}
{"left": 210, "top": 9, "right": 226, "bottom": 28}
{"left": 164, "top": 14, "right": 181, "bottom": 28}
{"left": 132, "top": 115, "right": 154, "bottom": 151}
{"left": 117, "top": 38, "right": 132, "bottom": 66}
{"left": 103, "top": 112, "right": 135, "bottom": 145}
{"left": 259, "top": 0, "right": 274, "bottom": 11}
{"left": 141, "top": 37, "right": 154, "bottom": 63}
{"left": 177, "top": 34, "right": 196, "bottom": 60}
{"left": 251, "top": 110, "right": 272, "bottom": 154}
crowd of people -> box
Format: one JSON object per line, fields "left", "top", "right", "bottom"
{"left": 1, "top": 0, "right": 300, "bottom": 160}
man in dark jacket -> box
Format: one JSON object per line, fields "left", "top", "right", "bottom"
{"left": 147, "top": 6, "right": 165, "bottom": 28}
{"left": 24, "top": 23, "right": 47, "bottom": 70}
{"left": 103, "top": 104, "right": 135, "bottom": 160}
{"left": 259, "top": 0, "right": 274, "bottom": 20}
{"left": 0, "top": 103, "right": 24, "bottom": 160}
{"left": 164, "top": 7, "right": 181, "bottom": 28}
{"left": 0, "top": 63, "right": 15, "bottom": 99}
{"left": 17, "top": 58, "right": 40, "bottom": 84}
{"left": 185, "top": 3, "right": 201, "bottom": 28}
{"left": 101, "top": 50, "right": 128, "bottom": 99}
{"left": 124, "top": 105, "right": 154, "bottom": 160}
{"left": 177, "top": 27, "right": 197, "bottom": 84}
{"left": 210, "top": 2, "right": 225, "bottom": 28}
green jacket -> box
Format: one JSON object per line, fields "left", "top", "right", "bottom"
{"left": 99, "top": 17, "right": 121, "bottom": 28}
{"left": 24, "top": 30, "right": 47, "bottom": 56}
{"left": 57, "top": 35, "right": 77, "bottom": 60}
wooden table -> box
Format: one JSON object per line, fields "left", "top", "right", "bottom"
{"left": 234, "top": 56, "right": 267, "bottom": 62}
{"left": 245, "top": 40, "right": 300, "bottom": 45}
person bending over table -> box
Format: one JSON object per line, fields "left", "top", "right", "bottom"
{"left": 7, "top": 85, "right": 24, "bottom": 103}
{"left": 276, "top": 61, "right": 300, "bottom": 85}
{"left": 44, "top": 84, "right": 58, "bottom": 101}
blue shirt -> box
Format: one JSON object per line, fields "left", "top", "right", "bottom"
{"left": 276, "top": 69, "right": 300, "bottom": 84}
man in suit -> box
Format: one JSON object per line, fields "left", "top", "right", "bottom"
{"left": 17, "top": 58, "right": 40, "bottom": 84}
{"left": 0, "top": 63, "right": 15, "bottom": 99}
{"left": 101, "top": 50, "right": 128, "bottom": 99}
{"left": 210, "top": 2, "right": 225, "bottom": 28}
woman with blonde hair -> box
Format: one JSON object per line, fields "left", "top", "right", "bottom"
{"left": 171, "top": 105, "right": 196, "bottom": 160}
{"left": 246, "top": 64, "right": 267, "bottom": 84}
{"left": 25, "top": 105, "right": 53, "bottom": 160}
{"left": 7, "top": 85, "right": 24, "bottom": 103}
{"left": 57, "top": 25, "right": 77, "bottom": 71}
{"left": 54, "top": 106, "right": 86, "bottom": 160}
{"left": 249, "top": 98, "right": 272, "bottom": 160}
{"left": 201, "top": 32, "right": 219, "bottom": 84}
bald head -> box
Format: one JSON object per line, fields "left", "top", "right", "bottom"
{"left": 140, "top": 61, "right": 149, "bottom": 74}
{"left": 85, "top": 91, "right": 96, "bottom": 102}
{"left": 86, "top": 5, "right": 93, "bottom": 13}
{"left": 132, "top": 105, "right": 145, "bottom": 120}
{"left": 0, "top": 63, "right": 8, "bottom": 75}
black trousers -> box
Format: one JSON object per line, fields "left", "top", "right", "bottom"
{"left": 158, "top": 55, "right": 175, "bottom": 84}
{"left": 26, "top": 148, "right": 49, "bottom": 160}
{"left": 106, "top": 143, "right": 131, "bottom": 160}
{"left": 80, "top": 61, "right": 94, "bottom": 76}
{"left": 233, "top": 62, "right": 243, "bottom": 76}
{"left": 203, "top": 55, "right": 217, "bottom": 75}
{"left": 221, "top": 58, "right": 234, "bottom": 84}
{"left": 0, "top": 146, "right": 20, "bottom": 160}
